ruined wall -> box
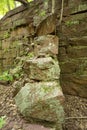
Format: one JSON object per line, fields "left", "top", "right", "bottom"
{"left": 0, "top": 0, "right": 59, "bottom": 72}
{"left": 0, "top": 0, "right": 87, "bottom": 97}
{"left": 58, "top": 0, "right": 87, "bottom": 98}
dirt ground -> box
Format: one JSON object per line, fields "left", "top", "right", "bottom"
{"left": 0, "top": 84, "right": 87, "bottom": 130}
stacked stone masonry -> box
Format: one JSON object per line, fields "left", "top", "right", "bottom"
{"left": 0, "top": 0, "right": 65, "bottom": 129}
{"left": 0, "top": 0, "right": 87, "bottom": 98}
{"left": 59, "top": 0, "right": 87, "bottom": 98}
{"left": 14, "top": 32, "right": 64, "bottom": 129}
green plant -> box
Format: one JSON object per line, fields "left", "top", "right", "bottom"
{"left": 39, "top": 10, "right": 46, "bottom": 17}
{"left": 4, "top": 31, "right": 10, "bottom": 39}
{"left": 65, "top": 20, "right": 79, "bottom": 26}
{"left": 27, "top": 52, "right": 34, "bottom": 59}
{"left": 0, "top": 116, "right": 6, "bottom": 129}
{"left": 0, "top": 71, "right": 13, "bottom": 81}
{"left": 14, "top": 73, "right": 20, "bottom": 79}
{"left": 3, "top": 48, "right": 9, "bottom": 53}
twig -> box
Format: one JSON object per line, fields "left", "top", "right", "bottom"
{"left": 59, "top": 0, "right": 64, "bottom": 24}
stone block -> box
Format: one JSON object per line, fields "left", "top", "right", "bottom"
{"left": 60, "top": 61, "right": 78, "bottom": 74}
{"left": 23, "top": 57, "right": 60, "bottom": 81}
{"left": 69, "top": 36, "right": 87, "bottom": 46}
{"left": 34, "top": 35, "right": 59, "bottom": 57}
{"left": 67, "top": 46, "right": 87, "bottom": 58}
{"left": 13, "top": 18, "right": 26, "bottom": 28}
{"left": 36, "top": 15, "right": 56, "bottom": 36}
{"left": 58, "top": 47, "right": 68, "bottom": 62}
{"left": 62, "top": 13, "right": 87, "bottom": 38}
{"left": 61, "top": 74, "right": 87, "bottom": 98}
{"left": 64, "top": 1, "right": 87, "bottom": 15}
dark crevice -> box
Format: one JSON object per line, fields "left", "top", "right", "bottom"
{"left": 70, "top": 9, "right": 87, "bottom": 15}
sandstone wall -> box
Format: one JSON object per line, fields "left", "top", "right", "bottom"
{"left": 0, "top": 0, "right": 87, "bottom": 97}
{"left": 0, "top": 0, "right": 59, "bottom": 72}
{"left": 58, "top": 0, "right": 87, "bottom": 97}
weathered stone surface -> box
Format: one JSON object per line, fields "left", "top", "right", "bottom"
{"left": 23, "top": 57, "right": 60, "bottom": 81}
{"left": 59, "top": 5, "right": 87, "bottom": 97}
{"left": 0, "top": 0, "right": 87, "bottom": 99}
{"left": 36, "top": 15, "right": 56, "bottom": 36}
{"left": 58, "top": 0, "right": 87, "bottom": 98}
{"left": 61, "top": 74, "right": 87, "bottom": 98}
{"left": 67, "top": 46, "right": 87, "bottom": 59}
{"left": 15, "top": 81, "right": 64, "bottom": 122}
{"left": 34, "top": 35, "right": 58, "bottom": 57}
{"left": 64, "top": 1, "right": 87, "bottom": 15}
{"left": 69, "top": 36, "right": 87, "bottom": 46}
{"left": 62, "top": 11, "right": 87, "bottom": 37}
{"left": 11, "top": 27, "right": 29, "bottom": 39}
{"left": 60, "top": 58, "right": 87, "bottom": 75}
{"left": 58, "top": 47, "right": 68, "bottom": 62}
{"left": 60, "top": 61, "right": 79, "bottom": 74}
{"left": 0, "top": 0, "right": 58, "bottom": 72}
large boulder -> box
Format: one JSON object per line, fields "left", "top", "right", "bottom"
{"left": 15, "top": 81, "right": 64, "bottom": 123}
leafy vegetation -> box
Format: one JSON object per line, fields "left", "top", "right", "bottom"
{"left": 65, "top": 20, "right": 79, "bottom": 26}
{"left": 0, "top": 116, "right": 6, "bottom": 129}
{"left": 27, "top": 52, "right": 34, "bottom": 59}
{"left": 0, "top": 66, "right": 22, "bottom": 82}
{"left": 40, "top": 10, "right": 46, "bottom": 17}
{"left": 0, "top": 0, "right": 33, "bottom": 18}
{"left": 0, "top": 71, "right": 13, "bottom": 81}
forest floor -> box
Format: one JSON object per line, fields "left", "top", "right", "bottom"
{"left": 0, "top": 84, "right": 87, "bottom": 130}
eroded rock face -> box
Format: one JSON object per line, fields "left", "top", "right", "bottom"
{"left": 15, "top": 81, "right": 64, "bottom": 122}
